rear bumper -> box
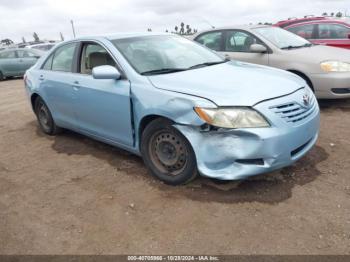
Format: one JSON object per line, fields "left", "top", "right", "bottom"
{"left": 311, "top": 72, "right": 350, "bottom": 99}
{"left": 175, "top": 89, "right": 320, "bottom": 180}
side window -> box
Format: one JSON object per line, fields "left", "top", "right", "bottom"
{"left": 0, "top": 51, "right": 16, "bottom": 59}
{"left": 17, "top": 50, "right": 37, "bottom": 58}
{"left": 51, "top": 43, "right": 77, "bottom": 72}
{"left": 195, "top": 32, "right": 223, "bottom": 51}
{"left": 317, "top": 24, "right": 350, "bottom": 39}
{"left": 80, "top": 43, "right": 116, "bottom": 74}
{"left": 42, "top": 54, "right": 54, "bottom": 70}
{"left": 287, "top": 24, "right": 315, "bottom": 39}
{"left": 225, "top": 31, "right": 263, "bottom": 52}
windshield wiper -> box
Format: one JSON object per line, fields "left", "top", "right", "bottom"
{"left": 281, "top": 43, "right": 313, "bottom": 50}
{"left": 188, "top": 60, "right": 228, "bottom": 70}
{"left": 140, "top": 68, "right": 187, "bottom": 75}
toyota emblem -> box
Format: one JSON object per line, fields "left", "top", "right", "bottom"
{"left": 303, "top": 94, "right": 310, "bottom": 107}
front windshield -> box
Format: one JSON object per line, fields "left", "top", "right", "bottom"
{"left": 253, "top": 27, "right": 311, "bottom": 49}
{"left": 112, "top": 35, "right": 225, "bottom": 75}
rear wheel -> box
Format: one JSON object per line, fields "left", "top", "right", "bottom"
{"left": 141, "top": 118, "right": 197, "bottom": 185}
{"left": 34, "top": 97, "right": 61, "bottom": 135}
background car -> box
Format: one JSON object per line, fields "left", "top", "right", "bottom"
{"left": 275, "top": 17, "right": 350, "bottom": 49}
{"left": 26, "top": 43, "right": 56, "bottom": 52}
{"left": 24, "top": 33, "right": 319, "bottom": 185}
{"left": 0, "top": 48, "right": 43, "bottom": 80}
{"left": 192, "top": 25, "right": 350, "bottom": 99}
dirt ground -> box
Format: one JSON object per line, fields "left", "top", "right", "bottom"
{"left": 0, "top": 79, "right": 349, "bottom": 255}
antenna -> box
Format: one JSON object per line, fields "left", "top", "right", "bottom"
{"left": 70, "top": 20, "right": 76, "bottom": 38}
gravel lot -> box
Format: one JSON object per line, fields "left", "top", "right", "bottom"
{"left": 0, "top": 79, "right": 350, "bottom": 255}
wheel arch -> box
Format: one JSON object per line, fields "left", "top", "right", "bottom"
{"left": 30, "top": 93, "right": 40, "bottom": 111}
{"left": 137, "top": 114, "right": 174, "bottom": 150}
{"left": 287, "top": 70, "right": 314, "bottom": 91}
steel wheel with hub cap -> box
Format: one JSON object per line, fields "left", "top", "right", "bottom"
{"left": 141, "top": 118, "right": 197, "bottom": 185}
{"left": 34, "top": 96, "right": 61, "bottom": 135}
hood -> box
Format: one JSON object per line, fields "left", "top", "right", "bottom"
{"left": 147, "top": 61, "right": 305, "bottom": 106}
{"left": 282, "top": 45, "right": 350, "bottom": 63}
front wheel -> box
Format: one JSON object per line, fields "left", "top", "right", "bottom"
{"left": 34, "top": 97, "right": 61, "bottom": 135}
{"left": 141, "top": 118, "right": 198, "bottom": 185}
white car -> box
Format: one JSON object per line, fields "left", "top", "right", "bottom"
{"left": 26, "top": 43, "right": 56, "bottom": 52}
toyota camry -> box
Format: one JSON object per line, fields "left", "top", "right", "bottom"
{"left": 24, "top": 33, "right": 320, "bottom": 185}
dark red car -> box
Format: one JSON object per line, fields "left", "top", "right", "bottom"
{"left": 275, "top": 17, "right": 350, "bottom": 49}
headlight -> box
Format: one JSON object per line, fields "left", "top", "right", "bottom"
{"left": 320, "top": 61, "right": 350, "bottom": 72}
{"left": 194, "top": 107, "right": 270, "bottom": 129}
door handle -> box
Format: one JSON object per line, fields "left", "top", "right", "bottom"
{"left": 39, "top": 75, "right": 44, "bottom": 81}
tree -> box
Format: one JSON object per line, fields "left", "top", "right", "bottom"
{"left": 33, "top": 32, "right": 40, "bottom": 42}
{"left": 165, "top": 29, "right": 168, "bottom": 33}
{"left": 147, "top": 28, "right": 152, "bottom": 32}
{"left": 60, "top": 32, "right": 64, "bottom": 41}
{"left": 1, "top": 39, "right": 14, "bottom": 45}
{"left": 180, "top": 22, "right": 185, "bottom": 35}
{"left": 330, "top": 12, "right": 334, "bottom": 16}
{"left": 322, "top": 12, "right": 328, "bottom": 16}
{"left": 186, "top": 24, "right": 192, "bottom": 34}
{"left": 22, "top": 37, "right": 26, "bottom": 43}
{"left": 174, "top": 26, "right": 178, "bottom": 33}
{"left": 336, "top": 12, "right": 343, "bottom": 17}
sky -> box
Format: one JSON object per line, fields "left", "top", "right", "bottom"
{"left": 0, "top": 0, "right": 349, "bottom": 43}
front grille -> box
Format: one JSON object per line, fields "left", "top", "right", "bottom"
{"left": 270, "top": 94, "right": 317, "bottom": 124}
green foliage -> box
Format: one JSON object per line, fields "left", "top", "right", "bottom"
{"left": 172, "top": 22, "right": 197, "bottom": 35}
{"left": 33, "top": 32, "right": 40, "bottom": 42}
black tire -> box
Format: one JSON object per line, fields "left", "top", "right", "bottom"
{"left": 0, "top": 71, "right": 3, "bottom": 81}
{"left": 141, "top": 118, "right": 198, "bottom": 185}
{"left": 34, "top": 97, "right": 61, "bottom": 135}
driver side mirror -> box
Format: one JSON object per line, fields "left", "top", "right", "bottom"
{"left": 92, "top": 65, "right": 121, "bottom": 80}
{"left": 250, "top": 44, "right": 267, "bottom": 53}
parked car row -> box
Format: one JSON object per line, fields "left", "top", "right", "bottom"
{"left": 10, "top": 18, "right": 350, "bottom": 185}
{"left": 192, "top": 25, "right": 350, "bottom": 99}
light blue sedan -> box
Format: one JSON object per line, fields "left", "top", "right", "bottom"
{"left": 24, "top": 33, "right": 320, "bottom": 185}
{"left": 0, "top": 48, "right": 42, "bottom": 80}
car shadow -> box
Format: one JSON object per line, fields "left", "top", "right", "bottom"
{"left": 32, "top": 122, "right": 328, "bottom": 204}
{"left": 318, "top": 98, "right": 350, "bottom": 112}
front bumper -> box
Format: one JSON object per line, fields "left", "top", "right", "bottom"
{"left": 311, "top": 72, "right": 350, "bottom": 99}
{"left": 175, "top": 89, "right": 320, "bottom": 180}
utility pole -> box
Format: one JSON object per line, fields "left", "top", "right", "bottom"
{"left": 70, "top": 20, "right": 76, "bottom": 38}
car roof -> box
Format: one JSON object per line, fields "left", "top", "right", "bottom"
{"left": 71, "top": 32, "right": 171, "bottom": 42}
{"left": 275, "top": 16, "right": 350, "bottom": 28}
{"left": 29, "top": 43, "right": 55, "bottom": 47}
{"left": 288, "top": 19, "right": 350, "bottom": 27}
{"left": 193, "top": 25, "right": 272, "bottom": 35}
{"left": 275, "top": 17, "right": 326, "bottom": 27}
